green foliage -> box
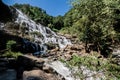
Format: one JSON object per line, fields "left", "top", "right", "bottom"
{"left": 67, "top": 55, "right": 102, "bottom": 70}
{"left": 13, "top": 4, "right": 64, "bottom": 31}
{"left": 65, "top": 54, "right": 120, "bottom": 79}
{"left": 3, "top": 51, "right": 22, "bottom": 58}
{"left": 6, "top": 40, "right": 16, "bottom": 51}
{"left": 62, "top": 0, "right": 120, "bottom": 56}
{"left": 4, "top": 40, "right": 22, "bottom": 58}
{"left": 52, "top": 15, "right": 64, "bottom": 30}
{"left": 13, "top": 4, "right": 53, "bottom": 26}
{"left": 13, "top": 2, "right": 120, "bottom": 56}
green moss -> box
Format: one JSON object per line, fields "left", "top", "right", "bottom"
{"left": 3, "top": 40, "right": 23, "bottom": 58}
{"left": 2, "top": 51, "right": 22, "bottom": 58}
{"left": 6, "top": 40, "right": 16, "bottom": 50}
{"left": 63, "top": 54, "right": 120, "bottom": 79}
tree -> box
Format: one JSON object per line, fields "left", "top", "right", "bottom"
{"left": 53, "top": 15, "right": 64, "bottom": 30}
{"left": 64, "top": 0, "right": 120, "bottom": 56}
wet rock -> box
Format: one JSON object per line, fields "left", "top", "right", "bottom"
{"left": 68, "top": 44, "right": 84, "bottom": 51}
{"left": 0, "top": 58, "right": 8, "bottom": 71}
{"left": 112, "top": 49, "right": 120, "bottom": 65}
{"left": 63, "top": 53, "right": 73, "bottom": 61}
{"left": 63, "top": 34, "right": 72, "bottom": 39}
{"left": 45, "top": 61, "right": 75, "bottom": 80}
{"left": 17, "top": 55, "right": 45, "bottom": 68}
{"left": 0, "top": 69, "right": 16, "bottom": 80}
{"left": 50, "top": 47, "right": 59, "bottom": 52}
{"left": 23, "top": 70, "right": 60, "bottom": 80}
{"left": 16, "top": 55, "right": 45, "bottom": 79}
{"left": 42, "top": 65, "right": 54, "bottom": 73}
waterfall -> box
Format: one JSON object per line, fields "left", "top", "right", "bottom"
{"left": 15, "top": 9, "right": 71, "bottom": 53}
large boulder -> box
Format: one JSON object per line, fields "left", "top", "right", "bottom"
{"left": 16, "top": 55, "right": 44, "bottom": 79}
{"left": 23, "top": 70, "right": 59, "bottom": 80}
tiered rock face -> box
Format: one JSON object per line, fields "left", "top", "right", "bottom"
{"left": 0, "top": 1, "right": 73, "bottom": 80}
{"left": 48, "top": 44, "right": 85, "bottom": 61}
{"left": 14, "top": 9, "right": 71, "bottom": 49}
{"left": 0, "top": 4, "right": 72, "bottom": 54}
{"left": 16, "top": 55, "right": 74, "bottom": 80}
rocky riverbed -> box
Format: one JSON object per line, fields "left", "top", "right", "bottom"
{"left": 1, "top": 44, "right": 115, "bottom": 80}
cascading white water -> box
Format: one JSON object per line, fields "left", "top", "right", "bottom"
{"left": 0, "top": 22, "right": 4, "bottom": 29}
{"left": 15, "top": 9, "right": 71, "bottom": 51}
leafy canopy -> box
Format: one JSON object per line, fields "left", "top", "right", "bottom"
{"left": 62, "top": 0, "right": 120, "bottom": 56}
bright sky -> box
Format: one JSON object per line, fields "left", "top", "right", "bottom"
{"left": 3, "top": 0, "right": 71, "bottom": 16}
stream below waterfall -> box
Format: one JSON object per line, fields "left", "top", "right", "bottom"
{"left": 0, "top": 69, "right": 16, "bottom": 80}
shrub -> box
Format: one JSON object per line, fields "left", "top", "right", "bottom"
{"left": 6, "top": 40, "right": 16, "bottom": 51}
{"left": 65, "top": 54, "right": 120, "bottom": 79}
{"left": 3, "top": 51, "right": 22, "bottom": 58}
{"left": 3, "top": 40, "right": 22, "bottom": 58}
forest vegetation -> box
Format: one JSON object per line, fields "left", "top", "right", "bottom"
{"left": 0, "top": 0, "right": 120, "bottom": 79}
{"left": 13, "top": 0, "right": 120, "bottom": 57}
